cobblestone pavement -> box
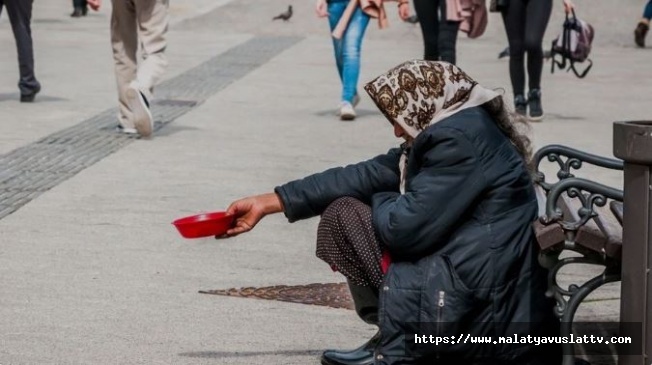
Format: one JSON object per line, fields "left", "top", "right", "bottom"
{"left": 0, "top": 0, "right": 649, "bottom": 364}
{"left": 0, "top": 36, "right": 300, "bottom": 220}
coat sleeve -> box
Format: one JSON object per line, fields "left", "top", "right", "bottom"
{"left": 274, "top": 148, "right": 402, "bottom": 222}
{"left": 372, "top": 127, "right": 487, "bottom": 261}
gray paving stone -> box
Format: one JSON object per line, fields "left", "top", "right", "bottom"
{"left": 0, "top": 0, "right": 647, "bottom": 364}
{"left": 0, "top": 36, "right": 301, "bottom": 222}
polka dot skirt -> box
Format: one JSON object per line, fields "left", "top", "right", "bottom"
{"left": 316, "top": 197, "right": 384, "bottom": 288}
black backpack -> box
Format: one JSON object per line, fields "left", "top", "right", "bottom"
{"left": 550, "top": 9, "right": 595, "bottom": 78}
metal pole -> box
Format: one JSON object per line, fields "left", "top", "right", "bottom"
{"left": 613, "top": 121, "right": 652, "bottom": 365}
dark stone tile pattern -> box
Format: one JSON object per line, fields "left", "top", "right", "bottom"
{"left": 199, "top": 282, "right": 354, "bottom": 310}
{"left": 0, "top": 36, "right": 302, "bottom": 220}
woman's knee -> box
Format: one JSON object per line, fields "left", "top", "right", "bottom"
{"left": 319, "top": 197, "right": 367, "bottom": 231}
{"left": 316, "top": 198, "right": 365, "bottom": 264}
{"left": 523, "top": 36, "right": 543, "bottom": 55}
{"left": 322, "top": 197, "right": 364, "bottom": 219}
{"left": 341, "top": 47, "right": 361, "bottom": 64}
{"left": 341, "top": 32, "right": 364, "bottom": 61}
{"left": 509, "top": 41, "right": 525, "bottom": 57}
{"left": 341, "top": 16, "right": 367, "bottom": 58}
{"left": 317, "top": 197, "right": 372, "bottom": 251}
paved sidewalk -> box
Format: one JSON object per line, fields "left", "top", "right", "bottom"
{"left": 0, "top": 0, "right": 649, "bottom": 364}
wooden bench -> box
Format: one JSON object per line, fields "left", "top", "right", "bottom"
{"left": 532, "top": 145, "right": 624, "bottom": 365}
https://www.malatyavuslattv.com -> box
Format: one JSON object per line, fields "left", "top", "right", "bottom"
{"left": 413, "top": 333, "right": 633, "bottom": 346}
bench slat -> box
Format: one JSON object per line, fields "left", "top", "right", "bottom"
{"left": 610, "top": 201, "right": 623, "bottom": 225}
{"left": 592, "top": 204, "right": 622, "bottom": 259}
{"left": 533, "top": 185, "right": 622, "bottom": 259}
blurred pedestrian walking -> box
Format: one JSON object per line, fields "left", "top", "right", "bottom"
{"left": 500, "top": 0, "right": 572, "bottom": 120}
{"left": 89, "top": 0, "right": 169, "bottom": 137}
{"left": 411, "top": 0, "right": 461, "bottom": 64}
{"left": 634, "top": 0, "right": 652, "bottom": 47}
{"left": 0, "top": 0, "right": 41, "bottom": 102}
{"left": 112, "top": 0, "right": 169, "bottom": 137}
{"left": 316, "top": 0, "right": 371, "bottom": 121}
{"left": 71, "top": 0, "right": 88, "bottom": 18}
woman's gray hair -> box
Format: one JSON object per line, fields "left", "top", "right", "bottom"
{"left": 481, "top": 96, "right": 534, "bottom": 170}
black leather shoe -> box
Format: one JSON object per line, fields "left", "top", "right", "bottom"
{"left": 321, "top": 331, "right": 380, "bottom": 365}
{"left": 20, "top": 85, "right": 41, "bottom": 103}
{"left": 70, "top": 8, "right": 83, "bottom": 17}
{"left": 635, "top": 22, "right": 649, "bottom": 48}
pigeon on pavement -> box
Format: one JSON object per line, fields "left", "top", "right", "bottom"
{"left": 273, "top": 5, "right": 293, "bottom": 21}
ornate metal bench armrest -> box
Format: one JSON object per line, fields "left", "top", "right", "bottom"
{"left": 542, "top": 177, "right": 624, "bottom": 231}
{"left": 533, "top": 144, "right": 624, "bottom": 191}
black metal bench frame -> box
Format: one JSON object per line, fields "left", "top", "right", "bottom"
{"left": 532, "top": 144, "right": 624, "bottom": 365}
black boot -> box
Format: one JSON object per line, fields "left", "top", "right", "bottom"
{"left": 321, "top": 331, "right": 380, "bottom": 365}
{"left": 527, "top": 89, "right": 544, "bottom": 121}
{"left": 321, "top": 281, "right": 379, "bottom": 365}
{"left": 635, "top": 21, "right": 649, "bottom": 48}
{"left": 514, "top": 94, "right": 527, "bottom": 116}
{"left": 70, "top": 7, "right": 83, "bottom": 17}
{"left": 20, "top": 84, "right": 41, "bottom": 103}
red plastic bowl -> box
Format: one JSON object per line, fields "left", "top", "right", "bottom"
{"left": 172, "top": 211, "right": 235, "bottom": 239}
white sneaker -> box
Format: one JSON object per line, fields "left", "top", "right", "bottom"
{"left": 126, "top": 86, "right": 153, "bottom": 138}
{"left": 352, "top": 94, "right": 360, "bottom": 107}
{"left": 339, "top": 101, "right": 356, "bottom": 121}
{"left": 117, "top": 125, "right": 138, "bottom": 135}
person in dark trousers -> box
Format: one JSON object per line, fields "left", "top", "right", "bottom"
{"left": 410, "top": 0, "right": 461, "bottom": 64}
{"left": 220, "top": 60, "right": 560, "bottom": 365}
{"left": 500, "top": 0, "right": 571, "bottom": 120}
{"left": 634, "top": 0, "right": 652, "bottom": 47}
{"left": 71, "top": 0, "right": 88, "bottom": 17}
{"left": 0, "top": 0, "right": 41, "bottom": 102}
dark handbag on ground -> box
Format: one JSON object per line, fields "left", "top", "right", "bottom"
{"left": 550, "top": 8, "right": 595, "bottom": 78}
{"left": 489, "top": 0, "right": 509, "bottom": 13}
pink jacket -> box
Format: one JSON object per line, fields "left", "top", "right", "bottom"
{"left": 446, "top": 0, "right": 488, "bottom": 39}
{"left": 332, "top": 0, "right": 396, "bottom": 39}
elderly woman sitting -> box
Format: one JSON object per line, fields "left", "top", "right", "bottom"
{"left": 224, "top": 60, "right": 560, "bottom": 365}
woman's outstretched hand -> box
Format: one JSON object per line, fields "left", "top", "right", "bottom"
{"left": 315, "top": 0, "right": 329, "bottom": 18}
{"left": 224, "top": 193, "right": 284, "bottom": 237}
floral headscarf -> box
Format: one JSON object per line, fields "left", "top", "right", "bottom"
{"left": 364, "top": 60, "right": 499, "bottom": 193}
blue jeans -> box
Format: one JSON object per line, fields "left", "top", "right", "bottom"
{"left": 644, "top": 0, "right": 652, "bottom": 20}
{"left": 327, "top": 0, "right": 370, "bottom": 104}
